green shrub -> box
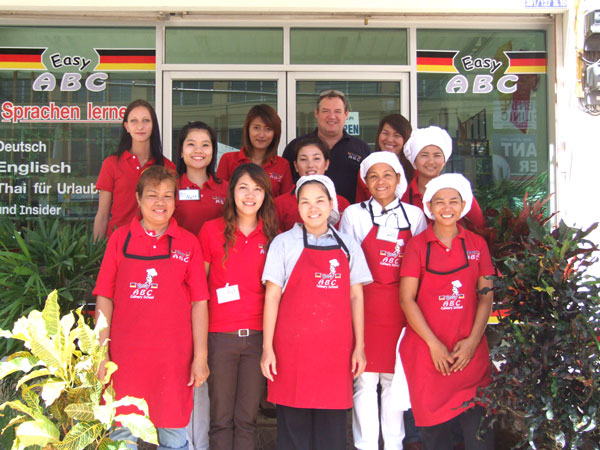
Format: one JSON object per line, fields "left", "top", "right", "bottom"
{"left": 0, "top": 218, "right": 105, "bottom": 356}
{"left": 475, "top": 195, "right": 600, "bottom": 449}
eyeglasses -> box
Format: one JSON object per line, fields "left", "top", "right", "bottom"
{"left": 319, "top": 89, "right": 346, "bottom": 99}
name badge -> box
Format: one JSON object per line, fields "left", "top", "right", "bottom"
{"left": 377, "top": 226, "right": 399, "bottom": 243}
{"left": 179, "top": 189, "right": 200, "bottom": 201}
{"left": 216, "top": 283, "right": 240, "bottom": 304}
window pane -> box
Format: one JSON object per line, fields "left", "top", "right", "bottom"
{"left": 296, "top": 80, "right": 403, "bottom": 146}
{"left": 171, "top": 80, "right": 278, "bottom": 166}
{"left": 291, "top": 28, "right": 408, "bottom": 65}
{"left": 166, "top": 28, "right": 283, "bottom": 64}
{"left": 0, "top": 26, "right": 155, "bottom": 219}
{"left": 416, "top": 29, "right": 548, "bottom": 208}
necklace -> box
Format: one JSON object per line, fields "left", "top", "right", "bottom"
{"left": 141, "top": 220, "right": 167, "bottom": 238}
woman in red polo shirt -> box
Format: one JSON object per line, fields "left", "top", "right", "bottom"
{"left": 275, "top": 136, "right": 350, "bottom": 231}
{"left": 399, "top": 173, "right": 495, "bottom": 450}
{"left": 94, "top": 165, "right": 209, "bottom": 450}
{"left": 216, "top": 104, "right": 293, "bottom": 197}
{"left": 94, "top": 99, "right": 175, "bottom": 240}
{"left": 401, "top": 126, "right": 485, "bottom": 229}
{"left": 173, "top": 121, "right": 228, "bottom": 235}
{"left": 355, "top": 113, "right": 413, "bottom": 204}
{"left": 199, "top": 163, "right": 278, "bottom": 450}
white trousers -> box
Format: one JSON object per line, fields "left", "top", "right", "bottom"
{"left": 352, "top": 372, "right": 405, "bottom": 450}
{"left": 186, "top": 383, "right": 210, "bottom": 450}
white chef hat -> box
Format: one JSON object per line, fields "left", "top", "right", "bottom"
{"left": 359, "top": 151, "right": 408, "bottom": 199}
{"left": 403, "top": 126, "right": 453, "bottom": 169}
{"left": 295, "top": 175, "right": 340, "bottom": 225}
{"left": 422, "top": 173, "right": 473, "bottom": 220}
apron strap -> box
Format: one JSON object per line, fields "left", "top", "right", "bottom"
{"left": 367, "top": 198, "right": 411, "bottom": 231}
{"left": 302, "top": 225, "right": 350, "bottom": 263}
{"left": 425, "top": 238, "right": 469, "bottom": 275}
{"left": 123, "top": 231, "right": 172, "bottom": 260}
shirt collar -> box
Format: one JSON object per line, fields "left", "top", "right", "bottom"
{"left": 290, "top": 222, "right": 335, "bottom": 240}
{"left": 368, "top": 197, "right": 401, "bottom": 216}
{"left": 180, "top": 173, "right": 218, "bottom": 190}
{"left": 407, "top": 173, "right": 421, "bottom": 197}
{"left": 130, "top": 216, "right": 180, "bottom": 239}
{"left": 235, "top": 218, "right": 264, "bottom": 239}
{"left": 423, "top": 222, "right": 466, "bottom": 243}
{"left": 121, "top": 150, "right": 155, "bottom": 166}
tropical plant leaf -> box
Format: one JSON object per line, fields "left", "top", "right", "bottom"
{"left": 1, "top": 414, "right": 27, "bottom": 434}
{"left": 66, "top": 386, "right": 91, "bottom": 404}
{"left": 0, "top": 400, "right": 36, "bottom": 419}
{"left": 14, "top": 418, "right": 60, "bottom": 448}
{"left": 115, "top": 413, "right": 158, "bottom": 445}
{"left": 92, "top": 404, "right": 114, "bottom": 427}
{"left": 64, "top": 403, "right": 95, "bottom": 422}
{"left": 76, "top": 310, "right": 96, "bottom": 355}
{"left": 29, "top": 333, "right": 63, "bottom": 372}
{"left": 16, "top": 368, "right": 52, "bottom": 390}
{"left": 113, "top": 396, "right": 150, "bottom": 416}
{"left": 42, "top": 290, "right": 60, "bottom": 337}
{"left": 97, "top": 436, "right": 130, "bottom": 450}
{"left": 21, "top": 387, "right": 42, "bottom": 413}
{"left": 0, "top": 355, "right": 39, "bottom": 380}
{"left": 103, "top": 361, "right": 118, "bottom": 384}
{"left": 41, "top": 381, "right": 67, "bottom": 407}
{"left": 54, "top": 421, "right": 103, "bottom": 450}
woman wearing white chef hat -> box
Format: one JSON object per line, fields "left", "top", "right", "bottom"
{"left": 402, "top": 126, "right": 486, "bottom": 229}
{"left": 399, "top": 173, "right": 495, "bottom": 450}
{"left": 261, "top": 175, "right": 373, "bottom": 450}
{"left": 339, "top": 152, "right": 427, "bottom": 450}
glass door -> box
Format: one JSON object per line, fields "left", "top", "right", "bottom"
{"left": 163, "top": 72, "right": 286, "bottom": 164}
{"left": 287, "top": 72, "right": 410, "bottom": 148}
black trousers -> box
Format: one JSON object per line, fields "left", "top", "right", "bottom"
{"left": 420, "top": 406, "right": 494, "bottom": 450}
{"left": 275, "top": 405, "right": 347, "bottom": 450}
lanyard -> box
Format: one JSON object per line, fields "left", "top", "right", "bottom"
{"left": 367, "top": 198, "right": 411, "bottom": 231}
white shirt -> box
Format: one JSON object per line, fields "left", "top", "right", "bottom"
{"left": 262, "top": 223, "right": 373, "bottom": 292}
{"left": 339, "top": 197, "right": 427, "bottom": 244}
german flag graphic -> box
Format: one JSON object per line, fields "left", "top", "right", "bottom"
{"left": 0, "top": 47, "right": 46, "bottom": 70}
{"left": 417, "top": 50, "right": 459, "bottom": 73}
{"left": 504, "top": 51, "right": 546, "bottom": 74}
{"left": 94, "top": 49, "right": 155, "bottom": 71}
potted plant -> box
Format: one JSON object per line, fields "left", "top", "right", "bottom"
{"left": 475, "top": 194, "right": 600, "bottom": 449}
{"left": 0, "top": 290, "right": 158, "bottom": 450}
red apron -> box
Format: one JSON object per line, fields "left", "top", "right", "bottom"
{"left": 400, "top": 239, "right": 491, "bottom": 426}
{"left": 110, "top": 233, "right": 193, "bottom": 428}
{"left": 268, "top": 226, "right": 353, "bottom": 409}
{"left": 361, "top": 200, "right": 412, "bottom": 373}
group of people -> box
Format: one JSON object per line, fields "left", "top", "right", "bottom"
{"left": 93, "top": 90, "right": 495, "bottom": 450}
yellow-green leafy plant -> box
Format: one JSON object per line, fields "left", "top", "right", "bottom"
{"left": 0, "top": 290, "right": 158, "bottom": 450}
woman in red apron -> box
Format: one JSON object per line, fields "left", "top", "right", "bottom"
{"left": 199, "top": 163, "right": 279, "bottom": 450}
{"left": 339, "top": 151, "right": 427, "bottom": 450}
{"left": 94, "top": 99, "right": 175, "bottom": 240}
{"left": 94, "top": 166, "right": 209, "bottom": 450}
{"left": 261, "top": 175, "right": 373, "bottom": 450}
{"left": 399, "top": 173, "right": 495, "bottom": 450}
{"left": 401, "top": 126, "right": 486, "bottom": 229}
{"left": 355, "top": 114, "right": 414, "bottom": 204}
{"left": 275, "top": 137, "right": 350, "bottom": 231}
{"left": 216, "top": 104, "right": 293, "bottom": 197}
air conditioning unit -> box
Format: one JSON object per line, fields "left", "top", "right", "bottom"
{"left": 584, "top": 10, "right": 600, "bottom": 51}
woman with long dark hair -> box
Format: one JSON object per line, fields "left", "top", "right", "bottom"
{"left": 217, "top": 104, "right": 293, "bottom": 197}
{"left": 173, "top": 121, "right": 227, "bottom": 236}
{"left": 94, "top": 99, "right": 175, "bottom": 240}
{"left": 199, "top": 163, "right": 278, "bottom": 450}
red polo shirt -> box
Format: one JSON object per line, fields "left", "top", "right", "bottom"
{"left": 173, "top": 174, "right": 228, "bottom": 235}
{"left": 216, "top": 148, "right": 293, "bottom": 197}
{"left": 400, "top": 223, "right": 494, "bottom": 279}
{"left": 274, "top": 187, "right": 350, "bottom": 232}
{"left": 96, "top": 151, "right": 176, "bottom": 238}
{"left": 401, "top": 173, "right": 486, "bottom": 229}
{"left": 199, "top": 217, "right": 268, "bottom": 332}
{"left": 355, "top": 175, "right": 370, "bottom": 203}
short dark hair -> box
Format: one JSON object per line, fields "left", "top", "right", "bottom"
{"left": 136, "top": 165, "right": 177, "bottom": 198}
{"left": 316, "top": 90, "right": 348, "bottom": 112}
{"left": 242, "top": 104, "right": 282, "bottom": 165}
{"left": 293, "top": 136, "right": 331, "bottom": 162}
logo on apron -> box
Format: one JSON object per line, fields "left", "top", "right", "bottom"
{"left": 314, "top": 258, "right": 342, "bottom": 289}
{"left": 171, "top": 249, "right": 190, "bottom": 263}
{"left": 129, "top": 268, "right": 159, "bottom": 300}
{"left": 437, "top": 279, "right": 465, "bottom": 311}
